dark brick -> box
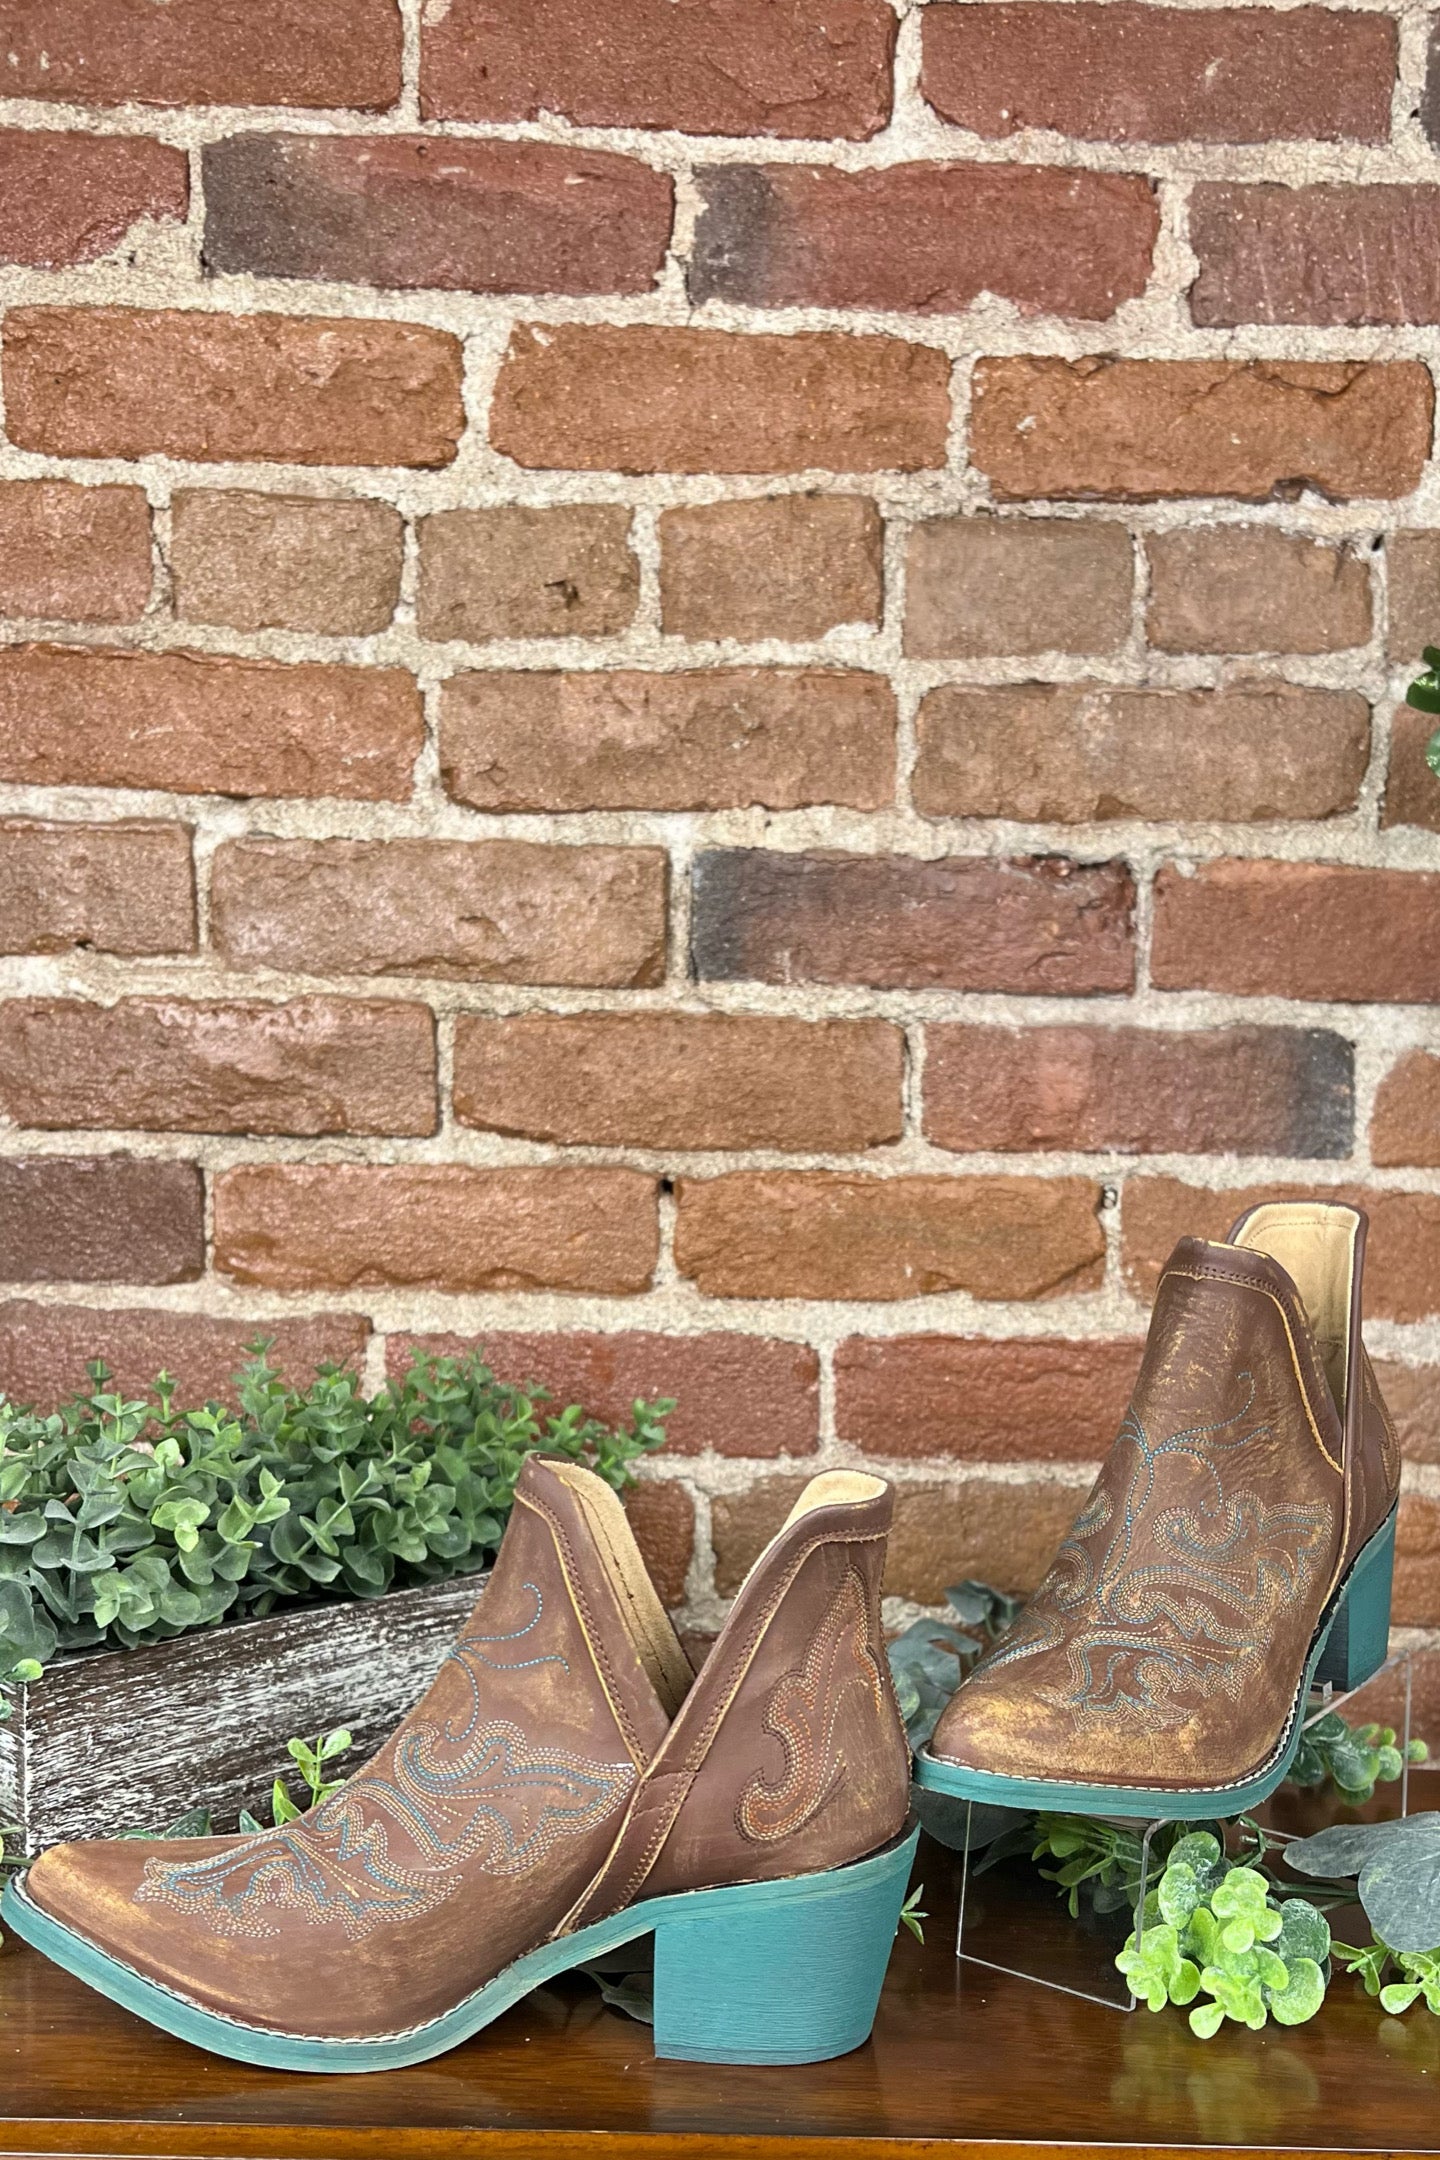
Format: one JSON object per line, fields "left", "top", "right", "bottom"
{"left": 691, "top": 850, "right": 1136, "bottom": 993}
{"left": 0, "top": 1158, "right": 203, "bottom": 1285}
{"left": 204, "top": 136, "right": 673, "bottom": 298}
{"left": 690, "top": 162, "right": 1157, "bottom": 320}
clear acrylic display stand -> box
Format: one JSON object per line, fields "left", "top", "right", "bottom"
{"left": 953, "top": 1647, "right": 1415, "bottom": 2013}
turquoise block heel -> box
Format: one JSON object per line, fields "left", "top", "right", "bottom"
{"left": 650, "top": 1821, "right": 920, "bottom": 2065}
{"left": 1314, "top": 1505, "right": 1396, "bottom": 1691}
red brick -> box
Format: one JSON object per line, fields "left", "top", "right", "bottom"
{"left": 171, "top": 492, "right": 404, "bottom": 637}
{"left": 0, "top": 131, "right": 187, "bottom": 266}
{"left": 712, "top": 1472, "right": 1081, "bottom": 1600}
{"left": 921, "top": 5, "right": 1394, "bottom": 145}
{"left": 453, "top": 1013, "right": 903, "bottom": 1151}
{"left": 388, "top": 1330, "right": 820, "bottom": 1458}
{"left": 440, "top": 668, "right": 895, "bottom": 813}
{"left": 971, "top": 357, "right": 1433, "bottom": 502}
{"left": 1191, "top": 185, "right": 1440, "bottom": 328}
{"left": 421, "top": 0, "right": 895, "bottom": 138}
{"left": 4, "top": 308, "right": 464, "bottom": 469}
{"left": 1388, "top": 531, "right": 1440, "bottom": 660}
{"left": 1373, "top": 1360, "right": 1440, "bottom": 1466}
{"left": 211, "top": 837, "right": 666, "bottom": 988}
{"left": 0, "top": 1304, "right": 370, "bottom": 1414}
{"left": 1395, "top": 1494, "right": 1440, "bottom": 1627}
{"left": 1152, "top": 860, "right": 1440, "bottom": 1005}
{"left": 0, "top": 819, "right": 194, "bottom": 958}
{"left": 834, "top": 1335, "right": 1142, "bottom": 1462}
{"left": 1121, "top": 1178, "right": 1440, "bottom": 1325}
{"left": 904, "top": 517, "right": 1133, "bottom": 659}
{"left": 1373, "top": 1052, "right": 1440, "bottom": 1169}
{"left": 692, "top": 849, "right": 1135, "bottom": 993}
{"left": 623, "top": 1480, "right": 695, "bottom": 1608}
{"left": 490, "top": 324, "right": 950, "bottom": 475}
{"left": 1145, "top": 527, "right": 1373, "bottom": 654}
{"left": 0, "top": 481, "right": 152, "bottom": 624}
{"left": 924, "top": 1024, "right": 1353, "bottom": 1159}
{"left": 690, "top": 162, "right": 1157, "bottom": 320}
{"left": 1382, "top": 706, "right": 1440, "bottom": 835}
{"left": 658, "top": 496, "right": 881, "bottom": 642}
{"left": 0, "top": 999, "right": 436, "bottom": 1137}
{"left": 215, "top": 1166, "right": 659, "bottom": 1294}
{"left": 0, "top": 646, "right": 422, "bottom": 801}
{"left": 674, "top": 1173, "right": 1105, "bottom": 1301}
{"left": 417, "top": 507, "right": 638, "bottom": 643}
{"left": 0, "top": 1158, "right": 203, "bottom": 1286}
{"left": 203, "top": 136, "right": 672, "bottom": 298}
{"left": 913, "top": 682, "right": 1368, "bottom": 823}
{"left": 1, "top": 0, "right": 400, "bottom": 108}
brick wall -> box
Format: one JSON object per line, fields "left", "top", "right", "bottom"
{"left": 1, "top": 0, "right": 1438, "bottom": 1643}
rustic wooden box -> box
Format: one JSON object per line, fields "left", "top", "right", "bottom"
{"left": 0, "top": 1573, "right": 484, "bottom": 1856}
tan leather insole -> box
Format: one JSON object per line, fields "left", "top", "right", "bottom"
{"left": 1232, "top": 1202, "right": 1357, "bottom": 1415}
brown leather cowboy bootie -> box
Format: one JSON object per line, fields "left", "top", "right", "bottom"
{"left": 916, "top": 1199, "right": 1400, "bottom": 1817}
{"left": 4, "top": 1457, "right": 916, "bottom": 2070}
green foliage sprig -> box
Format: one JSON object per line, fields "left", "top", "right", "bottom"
{"left": 0, "top": 1346, "right": 670, "bottom": 1704}
{"left": 887, "top": 1580, "right": 1023, "bottom": 1749}
{"left": 1117, "top": 1832, "right": 1331, "bottom": 2038}
{"left": 1290, "top": 1711, "right": 1427, "bottom": 1805}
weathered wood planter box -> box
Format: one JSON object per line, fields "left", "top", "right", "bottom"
{"left": 0, "top": 1572, "right": 485, "bottom": 1856}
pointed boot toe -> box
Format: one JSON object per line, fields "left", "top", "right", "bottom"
{"left": 918, "top": 1199, "right": 1401, "bottom": 1817}
{"left": 4, "top": 1458, "right": 917, "bottom": 2070}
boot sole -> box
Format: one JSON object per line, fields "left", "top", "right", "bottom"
{"left": 914, "top": 1505, "right": 1398, "bottom": 1820}
{"left": 0, "top": 1821, "right": 919, "bottom": 2073}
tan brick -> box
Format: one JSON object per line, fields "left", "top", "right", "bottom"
{"left": 674, "top": 1173, "right": 1105, "bottom": 1301}
{"left": 417, "top": 507, "right": 638, "bottom": 642}
{"left": 490, "top": 324, "right": 950, "bottom": 475}
{"left": 0, "top": 998, "right": 436, "bottom": 1137}
{"left": 711, "top": 1471, "right": 1079, "bottom": 1599}
{"left": 453, "top": 1014, "right": 903, "bottom": 1151}
{"left": 1152, "top": 860, "right": 1440, "bottom": 1004}
{"left": 1383, "top": 706, "right": 1440, "bottom": 835}
{"left": 441, "top": 669, "right": 895, "bottom": 813}
{"left": 1, "top": 0, "right": 401, "bottom": 108}
{"left": 690, "top": 163, "right": 1157, "bottom": 320}
{"left": 204, "top": 136, "right": 672, "bottom": 298}
{"left": 658, "top": 496, "right": 882, "bottom": 642}
{"left": 211, "top": 838, "right": 666, "bottom": 989}
{"left": 913, "top": 682, "right": 1368, "bottom": 824}
{"left": 1121, "top": 1177, "right": 1440, "bottom": 1324}
{"left": 834, "top": 1336, "right": 1142, "bottom": 1464}
{"left": 1191, "top": 184, "right": 1440, "bottom": 328}
{"left": 1388, "top": 532, "right": 1440, "bottom": 659}
{"left": 0, "top": 1303, "right": 369, "bottom": 1413}
{"left": 0, "top": 1159, "right": 203, "bottom": 1285}
{"left": 4, "top": 308, "right": 464, "bottom": 469}
{"left": 1146, "top": 527, "right": 1373, "bottom": 654}
{"left": 1373, "top": 1360, "right": 1440, "bottom": 1466}
{"left": 921, "top": 4, "right": 1395, "bottom": 145}
{"left": 1372, "top": 1052, "right": 1440, "bottom": 1169}
{"left": 904, "top": 517, "right": 1132, "bottom": 659}
{"left": 0, "top": 481, "right": 152, "bottom": 623}
{"left": 0, "top": 646, "right": 422, "bottom": 802}
{"left": 171, "top": 492, "right": 404, "bottom": 636}
{"left": 387, "top": 1330, "right": 820, "bottom": 1458}
{"left": 0, "top": 820, "right": 194, "bottom": 958}
{"left": 924, "top": 1024, "right": 1354, "bottom": 1158}
{"left": 421, "top": 0, "right": 895, "bottom": 139}
{"left": 692, "top": 850, "right": 1135, "bottom": 993}
{"left": 971, "top": 358, "right": 1433, "bottom": 502}
{"left": 215, "top": 1165, "right": 659, "bottom": 1294}
{"left": 0, "top": 130, "right": 188, "bottom": 266}
{"left": 623, "top": 1481, "right": 695, "bottom": 1607}
{"left": 1396, "top": 1494, "right": 1440, "bottom": 1626}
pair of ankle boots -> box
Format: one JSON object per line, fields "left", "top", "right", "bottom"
{"left": 2, "top": 1200, "right": 1401, "bottom": 2071}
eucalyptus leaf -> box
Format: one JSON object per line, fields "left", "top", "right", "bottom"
{"left": 1284, "top": 1814, "right": 1440, "bottom": 1955}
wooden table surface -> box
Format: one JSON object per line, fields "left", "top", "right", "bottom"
{"left": 2, "top": 1790, "right": 1436, "bottom": 2160}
